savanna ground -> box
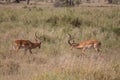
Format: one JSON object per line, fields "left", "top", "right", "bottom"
{"left": 0, "top": 2, "right": 120, "bottom": 80}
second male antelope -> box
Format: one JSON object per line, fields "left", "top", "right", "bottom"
{"left": 13, "top": 32, "right": 42, "bottom": 54}
{"left": 67, "top": 34, "right": 101, "bottom": 56}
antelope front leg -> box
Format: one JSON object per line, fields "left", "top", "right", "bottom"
{"left": 81, "top": 48, "right": 86, "bottom": 56}
{"left": 95, "top": 47, "right": 101, "bottom": 56}
{"left": 70, "top": 46, "right": 73, "bottom": 50}
{"left": 29, "top": 49, "right": 32, "bottom": 54}
{"left": 95, "top": 47, "right": 100, "bottom": 53}
{"left": 24, "top": 48, "right": 28, "bottom": 55}
{"left": 15, "top": 46, "right": 20, "bottom": 53}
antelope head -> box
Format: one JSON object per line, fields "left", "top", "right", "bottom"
{"left": 67, "top": 34, "right": 79, "bottom": 49}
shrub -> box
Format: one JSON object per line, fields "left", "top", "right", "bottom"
{"left": 54, "top": 0, "right": 81, "bottom": 7}
{"left": 112, "top": 28, "right": 120, "bottom": 36}
{"left": 46, "top": 16, "right": 59, "bottom": 26}
{"left": 108, "top": 0, "right": 120, "bottom": 4}
{"left": 40, "top": 34, "right": 55, "bottom": 43}
{"left": 70, "top": 17, "right": 81, "bottom": 28}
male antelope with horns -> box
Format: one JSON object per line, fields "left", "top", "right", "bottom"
{"left": 67, "top": 34, "right": 101, "bottom": 56}
{"left": 13, "top": 32, "right": 42, "bottom": 54}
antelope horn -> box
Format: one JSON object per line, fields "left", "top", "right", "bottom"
{"left": 35, "top": 32, "right": 41, "bottom": 42}
{"left": 67, "top": 34, "right": 74, "bottom": 46}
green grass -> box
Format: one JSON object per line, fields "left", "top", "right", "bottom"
{"left": 1, "top": 7, "right": 119, "bottom": 50}
{"left": 0, "top": 6, "right": 120, "bottom": 80}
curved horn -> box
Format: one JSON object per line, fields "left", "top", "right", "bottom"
{"left": 67, "top": 34, "right": 74, "bottom": 46}
{"left": 34, "top": 32, "right": 41, "bottom": 42}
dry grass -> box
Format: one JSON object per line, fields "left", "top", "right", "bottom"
{"left": 0, "top": 3, "right": 120, "bottom": 80}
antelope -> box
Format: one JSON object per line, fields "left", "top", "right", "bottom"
{"left": 67, "top": 34, "right": 101, "bottom": 56}
{"left": 13, "top": 32, "right": 42, "bottom": 54}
